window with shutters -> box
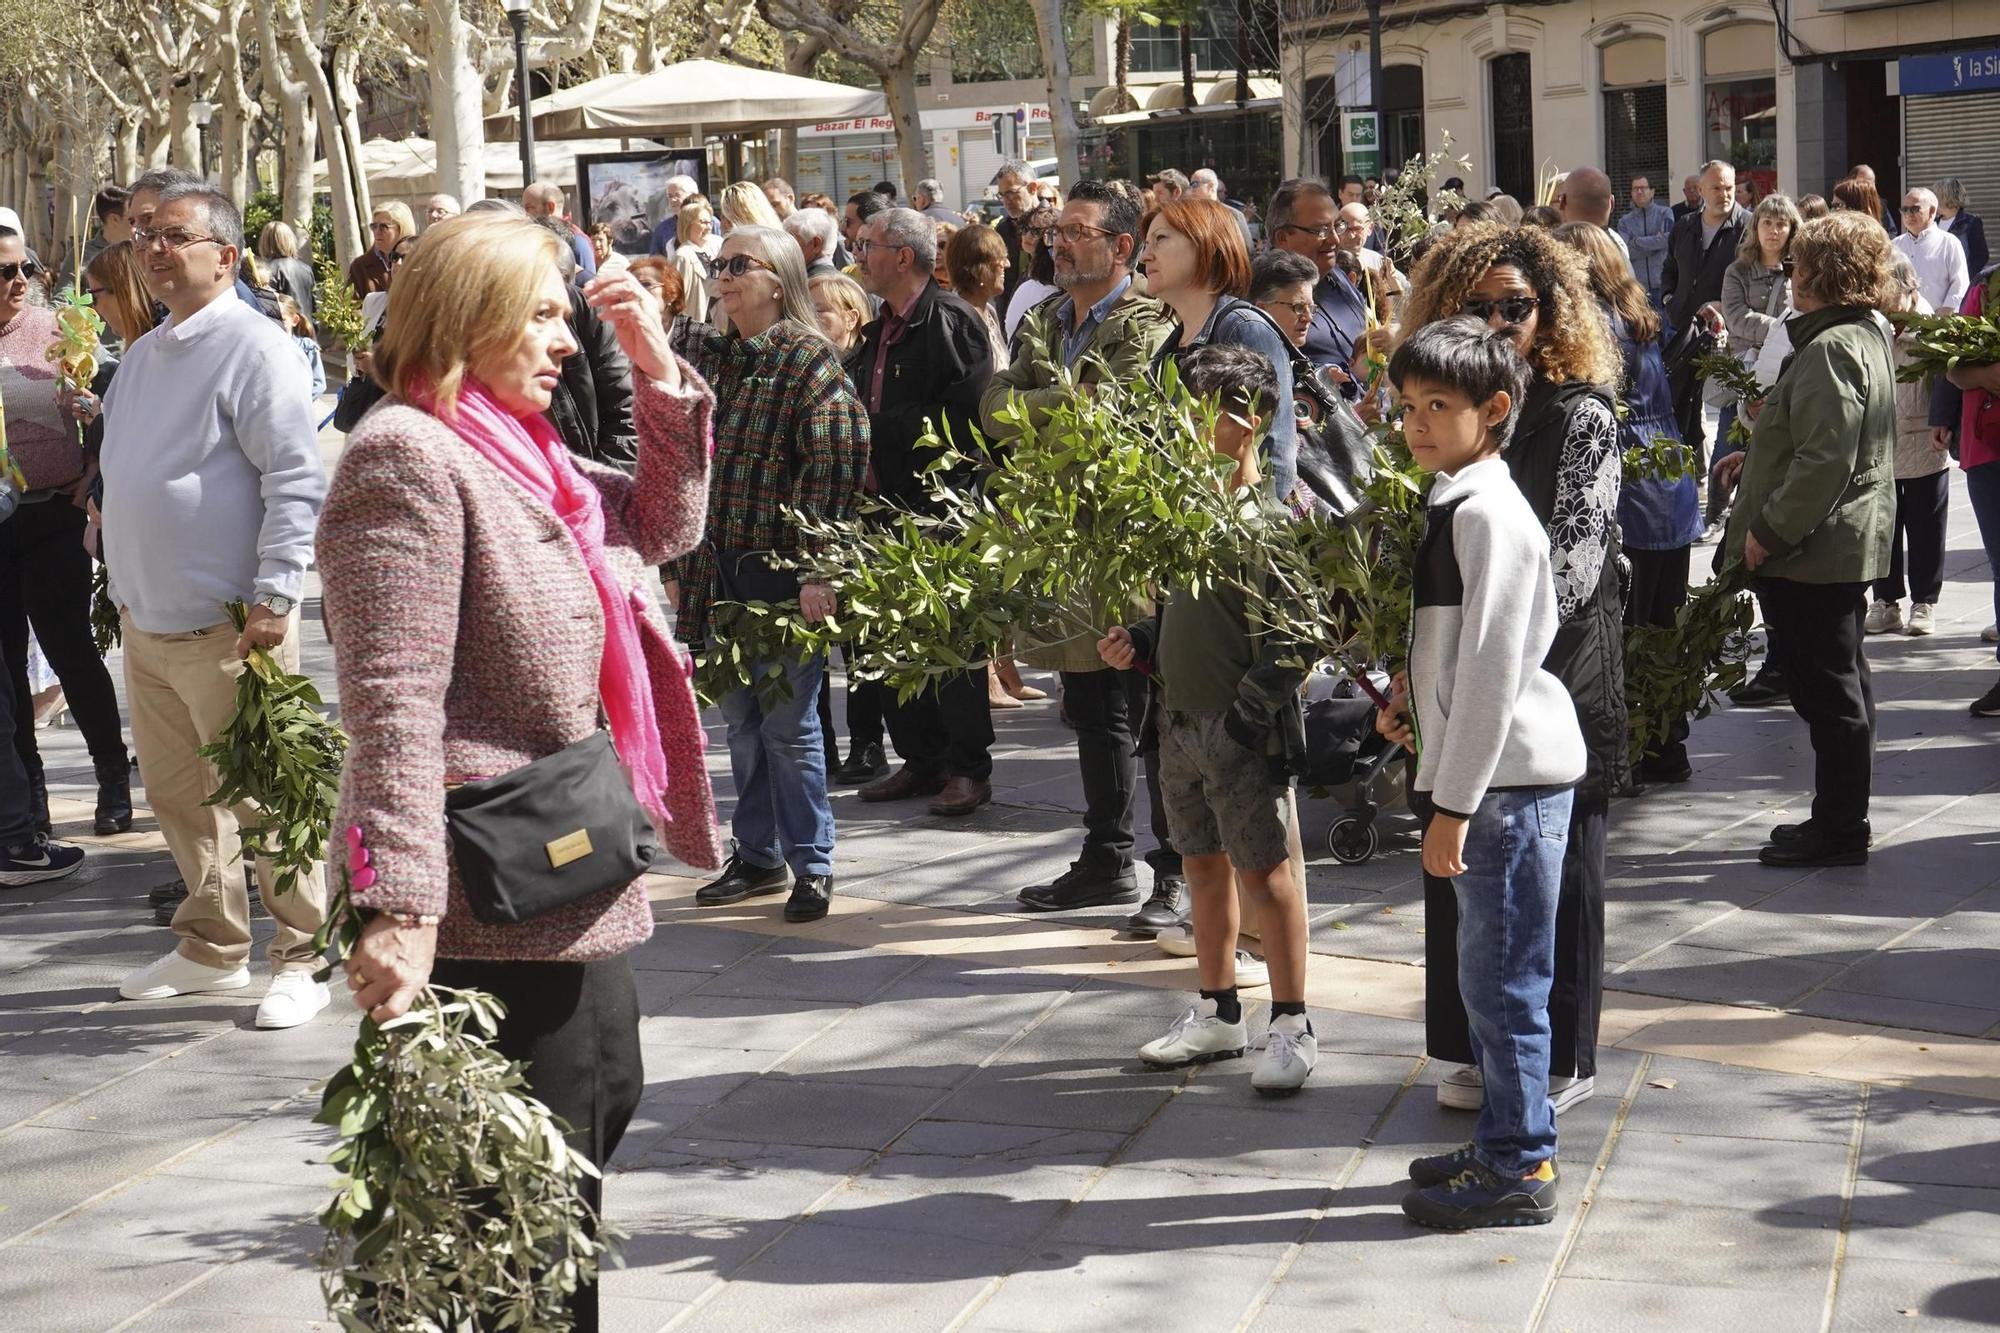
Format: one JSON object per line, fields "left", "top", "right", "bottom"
{"left": 1490, "top": 53, "right": 1535, "bottom": 203}
{"left": 1601, "top": 36, "right": 1669, "bottom": 226}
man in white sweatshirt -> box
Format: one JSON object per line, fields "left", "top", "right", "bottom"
{"left": 104, "top": 183, "right": 331, "bottom": 1029}
{"left": 1893, "top": 188, "right": 1970, "bottom": 317}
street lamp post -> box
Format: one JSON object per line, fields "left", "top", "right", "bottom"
{"left": 191, "top": 99, "right": 217, "bottom": 184}
{"left": 502, "top": 0, "right": 535, "bottom": 189}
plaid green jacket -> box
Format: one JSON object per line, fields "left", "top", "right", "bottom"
{"left": 675, "top": 321, "right": 869, "bottom": 643}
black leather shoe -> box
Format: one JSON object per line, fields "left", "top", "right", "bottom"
{"left": 1126, "top": 877, "right": 1185, "bottom": 934}
{"left": 1769, "top": 819, "right": 1869, "bottom": 848}
{"left": 1634, "top": 755, "right": 1692, "bottom": 785}
{"left": 696, "top": 855, "right": 792, "bottom": 906}
{"left": 835, "top": 741, "right": 890, "bottom": 784}
{"left": 1758, "top": 833, "right": 1868, "bottom": 868}
{"left": 784, "top": 874, "right": 833, "bottom": 922}
{"left": 95, "top": 763, "right": 134, "bottom": 836}
{"left": 1018, "top": 862, "right": 1140, "bottom": 912}
{"left": 1730, "top": 666, "right": 1789, "bottom": 707}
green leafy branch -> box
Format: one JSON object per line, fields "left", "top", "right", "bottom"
{"left": 90, "top": 563, "right": 119, "bottom": 655}
{"left": 1623, "top": 434, "right": 1698, "bottom": 484}
{"left": 315, "top": 254, "right": 372, "bottom": 354}
{"left": 1691, "top": 349, "right": 1765, "bottom": 405}
{"left": 1885, "top": 309, "right": 2000, "bottom": 385}
{"left": 1623, "top": 564, "right": 1755, "bottom": 761}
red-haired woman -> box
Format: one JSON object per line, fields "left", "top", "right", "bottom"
{"left": 1139, "top": 197, "right": 1298, "bottom": 503}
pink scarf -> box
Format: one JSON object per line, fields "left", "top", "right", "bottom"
{"left": 429, "top": 378, "right": 676, "bottom": 830}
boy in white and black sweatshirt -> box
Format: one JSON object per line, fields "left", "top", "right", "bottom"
{"left": 1377, "top": 317, "right": 1587, "bottom": 1230}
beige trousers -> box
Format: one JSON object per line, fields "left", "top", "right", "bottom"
{"left": 123, "top": 613, "right": 327, "bottom": 973}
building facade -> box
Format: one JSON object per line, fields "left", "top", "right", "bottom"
{"left": 1284, "top": 0, "right": 2000, "bottom": 218}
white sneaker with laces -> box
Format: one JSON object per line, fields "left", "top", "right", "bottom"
{"left": 119, "top": 950, "right": 251, "bottom": 1001}
{"left": 1549, "top": 1073, "right": 1595, "bottom": 1114}
{"left": 1138, "top": 1001, "right": 1248, "bottom": 1067}
{"left": 1907, "top": 603, "right": 1936, "bottom": 636}
{"left": 1436, "top": 1063, "right": 1483, "bottom": 1109}
{"left": 1984, "top": 623, "right": 1999, "bottom": 644}
{"left": 1232, "top": 950, "right": 1270, "bottom": 989}
{"left": 256, "top": 970, "right": 331, "bottom": 1029}
{"left": 1864, "top": 600, "right": 1903, "bottom": 634}
{"left": 1251, "top": 1013, "right": 1317, "bottom": 1094}
{"left": 1156, "top": 924, "right": 1195, "bottom": 958}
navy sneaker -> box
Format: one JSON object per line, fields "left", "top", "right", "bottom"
{"left": 1402, "top": 1157, "right": 1558, "bottom": 1230}
{"left": 1407, "top": 1143, "right": 1481, "bottom": 1189}
{"left": 0, "top": 833, "right": 86, "bottom": 886}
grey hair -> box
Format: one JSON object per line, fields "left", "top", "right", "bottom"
{"left": 1266, "top": 177, "right": 1334, "bottom": 233}
{"left": 993, "top": 158, "right": 1032, "bottom": 185}
{"left": 1191, "top": 167, "right": 1220, "bottom": 187}
{"left": 129, "top": 165, "right": 200, "bottom": 198}
{"left": 914, "top": 178, "right": 942, "bottom": 202}
{"left": 466, "top": 197, "right": 526, "bottom": 215}
{"left": 873, "top": 207, "right": 937, "bottom": 271}
{"left": 155, "top": 182, "right": 243, "bottom": 254}
{"left": 1698, "top": 159, "right": 1735, "bottom": 179}
{"left": 1935, "top": 177, "right": 1970, "bottom": 211}
{"left": 533, "top": 215, "right": 577, "bottom": 279}
{"left": 782, "top": 205, "right": 837, "bottom": 255}
{"left": 664, "top": 174, "right": 699, "bottom": 196}
{"left": 1906, "top": 186, "right": 1939, "bottom": 212}
{"left": 428, "top": 193, "right": 462, "bottom": 214}
{"left": 722, "top": 224, "right": 824, "bottom": 343}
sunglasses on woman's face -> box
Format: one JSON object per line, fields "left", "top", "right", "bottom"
{"left": 0, "top": 260, "right": 42, "bottom": 281}
{"left": 701, "top": 253, "right": 777, "bottom": 279}
{"left": 1462, "top": 295, "right": 1540, "bottom": 325}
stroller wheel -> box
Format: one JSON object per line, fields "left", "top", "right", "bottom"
{"left": 1327, "top": 817, "right": 1379, "bottom": 865}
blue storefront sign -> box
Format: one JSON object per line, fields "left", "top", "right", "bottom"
{"left": 1900, "top": 47, "right": 2000, "bottom": 97}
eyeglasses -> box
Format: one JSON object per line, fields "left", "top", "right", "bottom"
{"left": 700, "top": 252, "right": 777, "bottom": 279}
{"left": 1271, "top": 300, "right": 1312, "bottom": 318}
{"left": 1462, "top": 295, "right": 1541, "bottom": 325}
{"left": 0, "top": 260, "right": 42, "bottom": 281}
{"left": 369, "top": 222, "right": 399, "bottom": 232}
{"left": 1052, "top": 222, "right": 1115, "bottom": 245}
{"left": 1278, "top": 223, "right": 1334, "bottom": 241}
{"left": 852, "top": 239, "right": 910, "bottom": 258}
{"left": 132, "top": 227, "right": 219, "bottom": 252}
{"left": 1900, "top": 203, "right": 1927, "bottom": 215}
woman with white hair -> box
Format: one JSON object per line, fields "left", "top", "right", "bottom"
{"left": 1934, "top": 177, "right": 1989, "bottom": 277}
{"left": 670, "top": 195, "right": 717, "bottom": 324}
{"left": 676, "top": 226, "right": 870, "bottom": 925}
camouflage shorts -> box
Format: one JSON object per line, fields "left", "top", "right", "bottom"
{"left": 1157, "top": 708, "right": 1291, "bottom": 872}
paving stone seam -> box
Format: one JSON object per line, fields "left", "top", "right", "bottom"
{"left": 101, "top": 1227, "right": 321, "bottom": 1333}
{"left": 1222, "top": 1050, "right": 1432, "bottom": 1332}
{"left": 0, "top": 1020, "right": 242, "bottom": 1141}
{"left": 1524, "top": 1053, "right": 1654, "bottom": 1333}
{"left": 654, "top": 964, "right": 1091, "bottom": 1332}
{"left": 1816, "top": 1082, "right": 1872, "bottom": 1333}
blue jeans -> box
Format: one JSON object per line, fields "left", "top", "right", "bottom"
{"left": 719, "top": 655, "right": 836, "bottom": 877}
{"left": 1967, "top": 462, "right": 2000, "bottom": 665}
{"left": 1452, "top": 785, "right": 1575, "bottom": 1177}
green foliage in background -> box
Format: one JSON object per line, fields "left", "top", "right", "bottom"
{"left": 1887, "top": 308, "right": 2000, "bottom": 384}
{"left": 1624, "top": 565, "right": 1756, "bottom": 761}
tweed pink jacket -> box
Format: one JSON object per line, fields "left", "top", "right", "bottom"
{"left": 317, "top": 366, "right": 724, "bottom": 963}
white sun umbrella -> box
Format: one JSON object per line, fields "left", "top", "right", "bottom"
{"left": 310, "top": 136, "right": 436, "bottom": 191}
{"left": 487, "top": 59, "right": 886, "bottom": 140}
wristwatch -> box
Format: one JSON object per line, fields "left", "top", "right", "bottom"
{"left": 257, "top": 594, "right": 297, "bottom": 617}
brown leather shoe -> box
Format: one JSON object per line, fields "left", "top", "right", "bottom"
{"left": 858, "top": 764, "right": 947, "bottom": 803}
{"left": 928, "top": 775, "right": 992, "bottom": 817}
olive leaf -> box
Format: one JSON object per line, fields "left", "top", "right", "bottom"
{"left": 1885, "top": 307, "right": 2000, "bottom": 384}
{"left": 315, "top": 255, "right": 373, "bottom": 354}
{"left": 90, "top": 562, "right": 120, "bottom": 655}
{"left": 1624, "top": 563, "right": 1756, "bottom": 761}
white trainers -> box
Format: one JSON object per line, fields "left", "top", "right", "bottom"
{"left": 1436, "top": 1064, "right": 1596, "bottom": 1115}
{"left": 119, "top": 950, "right": 252, "bottom": 1001}
{"left": 1437, "top": 1063, "right": 1484, "bottom": 1109}
{"left": 1251, "top": 1013, "right": 1317, "bottom": 1094}
{"left": 256, "top": 970, "right": 331, "bottom": 1029}
{"left": 1156, "top": 924, "right": 1195, "bottom": 957}
{"left": 1906, "top": 603, "right": 1936, "bottom": 636}
{"left": 1983, "top": 623, "right": 1998, "bottom": 644}
{"left": 1864, "top": 600, "right": 1903, "bottom": 634}
{"left": 1232, "top": 950, "right": 1270, "bottom": 989}
{"left": 1138, "top": 1001, "right": 1248, "bottom": 1067}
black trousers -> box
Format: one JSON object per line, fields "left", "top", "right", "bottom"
{"left": 1061, "top": 667, "right": 1180, "bottom": 877}
{"left": 428, "top": 954, "right": 644, "bottom": 1333}
{"left": 816, "top": 649, "right": 884, "bottom": 766}
{"left": 0, "top": 651, "right": 35, "bottom": 845}
{"left": 1756, "top": 577, "right": 1875, "bottom": 833}
{"left": 882, "top": 669, "right": 994, "bottom": 781}
{"left": 1873, "top": 471, "right": 1950, "bottom": 605}
{"left": 1425, "top": 789, "right": 1607, "bottom": 1081}
{"left": 1626, "top": 544, "right": 1694, "bottom": 767}
{"left": 0, "top": 499, "right": 128, "bottom": 783}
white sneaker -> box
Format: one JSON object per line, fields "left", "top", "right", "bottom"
{"left": 1232, "top": 950, "right": 1270, "bottom": 989}
{"left": 256, "top": 970, "right": 331, "bottom": 1029}
{"left": 119, "top": 950, "right": 252, "bottom": 1001}
{"left": 1864, "top": 600, "right": 1903, "bottom": 634}
{"left": 1549, "top": 1073, "right": 1596, "bottom": 1114}
{"left": 1906, "top": 603, "right": 1936, "bottom": 636}
{"left": 1437, "top": 1063, "right": 1483, "bottom": 1109}
{"left": 1251, "top": 1013, "right": 1317, "bottom": 1094}
{"left": 1138, "top": 1001, "right": 1248, "bottom": 1067}
{"left": 1156, "top": 924, "right": 1195, "bottom": 958}
{"left": 1983, "top": 623, "right": 1998, "bottom": 644}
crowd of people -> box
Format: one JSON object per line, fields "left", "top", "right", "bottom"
{"left": 0, "top": 139, "right": 1993, "bottom": 1316}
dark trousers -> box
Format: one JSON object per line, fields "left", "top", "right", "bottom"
{"left": 1756, "top": 577, "right": 1875, "bottom": 833}
{"left": 1425, "top": 789, "right": 1607, "bottom": 1081}
{"left": 0, "top": 499, "right": 128, "bottom": 784}
{"left": 1061, "top": 667, "right": 1180, "bottom": 877}
{"left": 1626, "top": 544, "right": 1694, "bottom": 767}
{"left": 816, "top": 650, "right": 884, "bottom": 766}
{"left": 0, "top": 654, "right": 35, "bottom": 845}
{"left": 428, "top": 954, "right": 643, "bottom": 1333}
{"left": 1873, "top": 470, "right": 1950, "bottom": 605}
{"left": 882, "top": 669, "right": 993, "bottom": 781}
{"left": 1969, "top": 462, "right": 2000, "bottom": 667}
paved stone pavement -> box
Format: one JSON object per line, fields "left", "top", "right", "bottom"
{"left": 1, "top": 466, "right": 1996, "bottom": 1329}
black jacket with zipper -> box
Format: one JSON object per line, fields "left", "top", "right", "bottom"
{"left": 851, "top": 277, "right": 994, "bottom": 512}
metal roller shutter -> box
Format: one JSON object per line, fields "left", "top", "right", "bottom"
{"left": 1904, "top": 92, "right": 2000, "bottom": 220}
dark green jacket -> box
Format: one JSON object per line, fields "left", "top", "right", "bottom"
{"left": 1725, "top": 307, "right": 1896, "bottom": 584}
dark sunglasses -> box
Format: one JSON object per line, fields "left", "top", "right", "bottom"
{"left": 700, "top": 253, "right": 777, "bottom": 279}
{"left": 0, "top": 260, "right": 42, "bottom": 281}
{"left": 1463, "top": 295, "right": 1540, "bottom": 325}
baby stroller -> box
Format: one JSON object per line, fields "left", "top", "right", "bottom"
{"left": 1300, "top": 674, "right": 1410, "bottom": 865}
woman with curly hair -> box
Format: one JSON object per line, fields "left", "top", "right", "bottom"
{"left": 1392, "top": 221, "right": 1625, "bottom": 1119}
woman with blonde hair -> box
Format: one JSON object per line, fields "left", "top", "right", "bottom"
{"left": 318, "top": 214, "right": 723, "bottom": 1328}
{"left": 348, "top": 199, "right": 415, "bottom": 295}
{"left": 717, "top": 179, "right": 782, "bottom": 233}
{"left": 671, "top": 195, "right": 717, "bottom": 324}
{"left": 255, "top": 220, "right": 315, "bottom": 320}
{"left": 1392, "top": 220, "right": 1624, "bottom": 1118}
{"left": 809, "top": 270, "right": 871, "bottom": 358}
